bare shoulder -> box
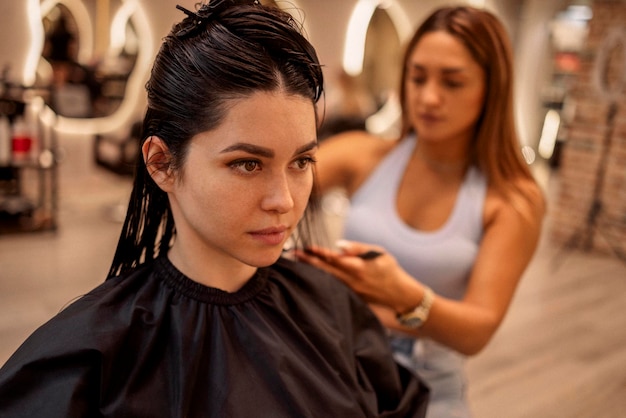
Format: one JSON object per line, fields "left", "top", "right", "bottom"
{"left": 317, "top": 130, "right": 396, "bottom": 194}
{"left": 319, "top": 130, "right": 392, "bottom": 155}
{"left": 484, "top": 177, "right": 546, "bottom": 231}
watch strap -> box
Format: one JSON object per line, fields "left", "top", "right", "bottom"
{"left": 396, "top": 286, "right": 434, "bottom": 329}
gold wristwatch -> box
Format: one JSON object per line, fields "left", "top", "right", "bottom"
{"left": 396, "top": 286, "right": 434, "bottom": 329}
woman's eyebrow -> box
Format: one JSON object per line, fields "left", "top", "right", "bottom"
{"left": 220, "top": 143, "right": 274, "bottom": 158}
{"left": 413, "top": 64, "right": 465, "bottom": 74}
{"left": 441, "top": 67, "right": 465, "bottom": 75}
{"left": 219, "top": 140, "right": 318, "bottom": 158}
{"left": 294, "top": 140, "right": 318, "bottom": 156}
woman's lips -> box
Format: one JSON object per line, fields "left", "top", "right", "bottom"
{"left": 249, "top": 227, "right": 288, "bottom": 246}
{"left": 418, "top": 113, "right": 442, "bottom": 123}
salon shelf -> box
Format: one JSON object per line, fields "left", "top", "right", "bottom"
{"left": 0, "top": 97, "right": 59, "bottom": 234}
{"left": 0, "top": 153, "right": 58, "bottom": 234}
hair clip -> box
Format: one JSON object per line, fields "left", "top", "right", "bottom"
{"left": 176, "top": 5, "right": 201, "bottom": 20}
{"left": 174, "top": 5, "right": 205, "bottom": 38}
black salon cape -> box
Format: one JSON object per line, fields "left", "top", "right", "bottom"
{"left": 0, "top": 257, "right": 428, "bottom": 417}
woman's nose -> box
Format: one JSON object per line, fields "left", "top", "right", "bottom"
{"left": 421, "top": 80, "right": 442, "bottom": 105}
{"left": 261, "top": 173, "right": 294, "bottom": 213}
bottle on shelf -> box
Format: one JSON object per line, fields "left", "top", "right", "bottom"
{"left": 11, "top": 116, "right": 32, "bottom": 165}
{"left": 0, "top": 114, "right": 10, "bottom": 165}
{"left": 24, "top": 102, "right": 40, "bottom": 162}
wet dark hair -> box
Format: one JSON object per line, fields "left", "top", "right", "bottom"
{"left": 108, "top": 0, "right": 324, "bottom": 277}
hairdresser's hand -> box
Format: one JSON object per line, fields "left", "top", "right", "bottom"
{"left": 296, "top": 240, "right": 417, "bottom": 311}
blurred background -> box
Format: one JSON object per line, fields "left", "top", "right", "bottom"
{"left": 0, "top": 1, "right": 624, "bottom": 417}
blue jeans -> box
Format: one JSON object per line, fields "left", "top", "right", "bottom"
{"left": 391, "top": 336, "right": 470, "bottom": 418}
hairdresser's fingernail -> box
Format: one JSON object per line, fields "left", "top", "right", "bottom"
{"left": 335, "top": 240, "right": 350, "bottom": 250}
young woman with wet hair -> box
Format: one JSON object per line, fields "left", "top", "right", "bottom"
{"left": 0, "top": 2, "right": 428, "bottom": 416}
{"left": 299, "top": 6, "right": 545, "bottom": 418}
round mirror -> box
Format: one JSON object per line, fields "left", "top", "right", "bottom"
{"left": 40, "top": 0, "right": 138, "bottom": 119}
{"left": 34, "top": 0, "right": 153, "bottom": 136}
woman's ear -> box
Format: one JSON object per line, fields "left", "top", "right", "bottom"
{"left": 143, "top": 136, "right": 175, "bottom": 191}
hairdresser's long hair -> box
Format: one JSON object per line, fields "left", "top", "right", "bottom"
{"left": 398, "top": 6, "right": 541, "bottom": 211}
{"left": 108, "top": 1, "right": 324, "bottom": 278}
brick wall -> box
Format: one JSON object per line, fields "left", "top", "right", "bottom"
{"left": 549, "top": 0, "right": 626, "bottom": 258}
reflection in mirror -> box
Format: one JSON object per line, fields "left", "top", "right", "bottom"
{"left": 340, "top": 1, "right": 411, "bottom": 138}
{"left": 41, "top": 4, "right": 91, "bottom": 118}
{"left": 40, "top": 1, "right": 138, "bottom": 119}
{"left": 362, "top": 7, "right": 401, "bottom": 110}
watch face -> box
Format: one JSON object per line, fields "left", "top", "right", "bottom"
{"left": 397, "top": 287, "right": 433, "bottom": 329}
{"left": 399, "top": 312, "right": 426, "bottom": 328}
{"left": 403, "top": 317, "right": 424, "bottom": 328}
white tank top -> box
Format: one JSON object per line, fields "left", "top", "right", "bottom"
{"left": 343, "top": 134, "right": 487, "bottom": 300}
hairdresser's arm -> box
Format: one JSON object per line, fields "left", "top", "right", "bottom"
{"left": 418, "top": 185, "right": 544, "bottom": 355}
{"left": 298, "top": 182, "right": 545, "bottom": 356}
{"left": 315, "top": 131, "right": 392, "bottom": 195}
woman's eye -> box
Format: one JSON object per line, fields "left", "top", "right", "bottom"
{"left": 411, "top": 77, "right": 426, "bottom": 85}
{"left": 230, "top": 160, "right": 261, "bottom": 173}
{"left": 292, "top": 157, "right": 316, "bottom": 171}
{"left": 444, "top": 80, "right": 464, "bottom": 88}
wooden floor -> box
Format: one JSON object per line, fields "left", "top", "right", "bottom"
{"left": 1, "top": 133, "right": 625, "bottom": 417}
{"left": 466, "top": 235, "right": 626, "bottom": 418}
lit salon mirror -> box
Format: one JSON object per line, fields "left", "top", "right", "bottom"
{"left": 31, "top": 0, "right": 153, "bottom": 138}
{"left": 39, "top": 0, "right": 139, "bottom": 119}
{"left": 340, "top": 0, "right": 411, "bottom": 138}
{"left": 361, "top": 6, "right": 403, "bottom": 109}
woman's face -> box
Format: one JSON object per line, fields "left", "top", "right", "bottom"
{"left": 404, "top": 31, "right": 486, "bottom": 144}
{"left": 164, "top": 91, "right": 317, "bottom": 273}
